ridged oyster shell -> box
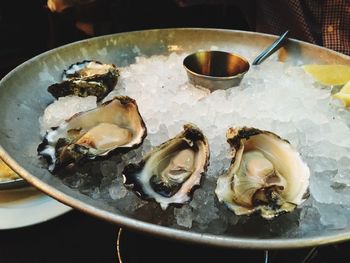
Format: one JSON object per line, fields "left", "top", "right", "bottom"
{"left": 38, "top": 96, "right": 146, "bottom": 172}
{"left": 48, "top": 60, "right": 119, "bottom": 101}
{"left": 215, "top": 127, "right": 310, "bottom": 219}
{"left": 123, "top": 124, "right": 210, "bottom": 210}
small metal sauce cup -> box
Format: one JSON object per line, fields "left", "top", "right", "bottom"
{"left": 183, "top": 50, "right": 250, "bottom": 91}
{"left": 183, "top": 31, "right": 289, "bottom": 92}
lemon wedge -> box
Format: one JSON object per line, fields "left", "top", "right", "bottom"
{"left": 339, "top": 80, "right": 350, "bottom": 93}
{"left": 0, "top": 159, "right": 19, "bottom": 182}
{"left": 333, "top": 80, "right": 350, "bottom": 107}
{"left": 303, "top": 64, "right": 350, "bottom": 86}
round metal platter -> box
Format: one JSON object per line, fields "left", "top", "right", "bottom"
{"left": 0, "top": 28, "right": 349, "bottom": 249}
{"left": 0, "top": 178, "right": 27, "bottom": 190}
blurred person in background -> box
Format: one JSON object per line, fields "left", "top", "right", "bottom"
{"left": 46, "top": 0, "right": 350, "bottom": 55}
{"left": 176, "top": 0, "right": 350, "bottom": 55}
{"left": 46, "top": 0, "right": 112, "bottom": 46}
{"left": 45, "top": 0, "right": 249, "bottom": 43}
{"left": 3, "top": 0, "right": 347, "bottom": 78}
{"left": 1, "top": 0, "right": 247, "bottom": 78}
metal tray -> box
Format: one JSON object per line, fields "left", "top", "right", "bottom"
{"left": 0, "top": 28, "right": 349, "bottom": 249}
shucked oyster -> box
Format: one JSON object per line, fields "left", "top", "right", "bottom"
{"left": 215, "top": 127, "right": 310, "bottom": 219}
{"left": 63, "top": 60, "right": 119, "bottom": 82}
{"left": 48, "top": 60, "right": 119, "bottom": 101}
{"left": 38, "top": 96, "right": 146, "bottom": 172}
{"left": 123, "top": 124, "right": 210, "bottom": 210}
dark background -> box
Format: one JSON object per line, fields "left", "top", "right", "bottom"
{"left": 1, "top": 1, "right": 350, "bottom": 262}
{"left": 1, "top": 209, "right": 350, "bottom": 263}
{"left": 0, "top": 0, "right": 249, "bottom": 78}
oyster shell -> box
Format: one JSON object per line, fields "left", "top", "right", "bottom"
{"left": 215, "top": 127, "right": 310, "bottom": 219}
{"left": 48, "top": 80, "right": 110, "bottom": 102}
{"left": 38, "top": 96, "right": 147, "bottom": 172}
{"left": 48, "top": 60, "right": 119, "bottom": 101}
{"left": 123, "top": 124, "right": 210, "bottom": 210}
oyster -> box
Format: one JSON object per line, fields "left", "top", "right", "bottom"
{"left": 48, "top": 60, "right": 119, "bottom": 101}
{"left": 215, "top": 127, "right": 310, "bottom": 219}
{"left": 38, "top": 96, "right": 147, "bottom": 172}
{"left": 123, "top": 124, "right": 210, "bottom": 210}
{"left": 48, "top": 80, "right": 110, "bottom": 102}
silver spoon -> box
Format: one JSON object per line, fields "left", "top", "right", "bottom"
{"left": 183, "top": 30, "right": 290, "bottom": 91}
{"left": 252, "top": 30, "right": 289, "bottom": 65}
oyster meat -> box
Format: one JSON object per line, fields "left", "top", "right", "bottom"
{"left": 48, "top": 60, "right": 119, "bottom": 101}
{"left": 123, "top": 124, "right": 210, "bottom": 210}
{"left": 38, "top": 96, "right": 147, "bottom": 172}
{"left": 215, "top": 127, "right": 310, "bottom": 219}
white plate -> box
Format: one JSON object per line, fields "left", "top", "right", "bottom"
{"left": 0, "top": 186, "right": 72, "bottom": 230}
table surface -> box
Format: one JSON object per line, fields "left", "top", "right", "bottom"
{"left": 1, "top": 208, "right": 350, "bottom": 263}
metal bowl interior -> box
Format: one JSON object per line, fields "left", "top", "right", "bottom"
{"left": 183, "top": 50, "right": 250, "bottom": 91}
{"left": 0, "top": 28, "right": 350, "bottom": 249}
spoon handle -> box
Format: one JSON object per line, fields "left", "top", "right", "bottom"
{"left": 252, "top": 30, "right": 289, "bottom": 65}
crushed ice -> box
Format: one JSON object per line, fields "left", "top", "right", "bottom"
{"left": 40, "top": 52, "right": 350, "bottom": 235}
